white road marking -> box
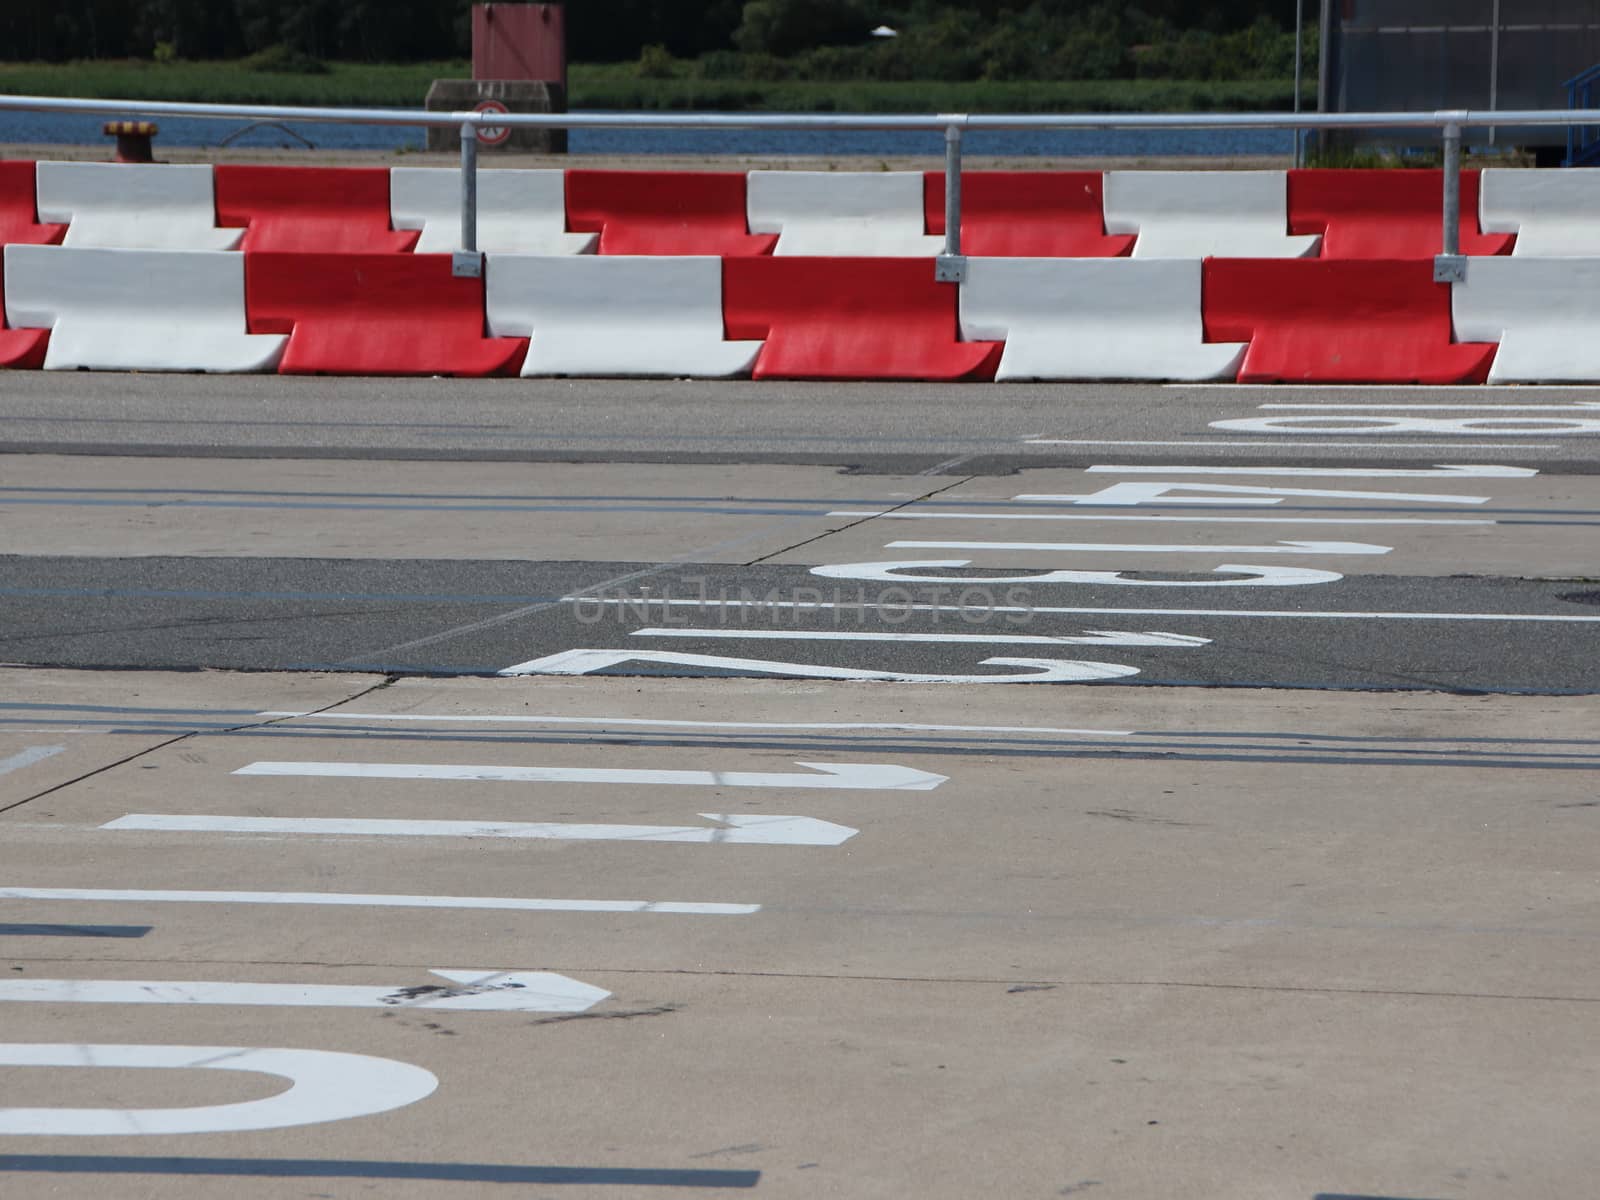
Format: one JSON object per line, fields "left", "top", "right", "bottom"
{"left": 829, "top": 511, "right": 1492, "bottom": 526}
{"left": 1013, "top": 482, "right": 1490, "bottom": 506}
{"left": 256, "top": 712, "right": 1134, "bottom": 738}
{"left": 1164, "top": 383, "right": 1600, "bottom": 392}
{"left": 0, "top": 1044, "right": 438, "bottom": 1136}
{"left": 885, "top": 539, "right": 1392, "bottom": 555}
{"left": 0, "top": 969, "right": 609, "bottom": 1013}
{"left": 502, "top": 648, "right": 1139, "bottom": 684}
{"left": 630, "top": 627, "right": 1210, "bottom": 647}
{"left": 572, "top": 597, "right": 1600, "bottom": 623}
{"left": 1083, "top": 464, "right": 1537, "bottom": 478}
{"left": 811, "top": 561, "right": 1344, "bottom": 586}
{"left": 1023, "top": 440, "right": 1561, "bottom": 449}
{"left": 1259, "top": 402, "right": 1600, "bottom": 411}
{"left": 234, "top": 759, "right": 947, "bottom": 791}
{"left": 0, "top": 745, "right": 64, "bottom": 777}
{"left": 0, "top": 886, "right": 759, "bottom": 916}
{"left": 104, "top": 812, "right": 862, "bottom": 846}
{"left": 1212, "top": 416, "right": 1600, "bottom": 435}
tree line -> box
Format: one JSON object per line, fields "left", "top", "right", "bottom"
{"left": 3, "top": 1, "right": 1308, "bottom": 77}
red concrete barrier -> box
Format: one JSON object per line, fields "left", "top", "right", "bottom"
{"left": 722, "top": 257, "right": 1000, "bottom": 381}
{"left": 0, "top": 161, "right": 65, "bottom": 368}
{"left": 1288, "top": 169, "right": 1513, "bottom": 259}
{"left": 1203, "top": 258, "right": 1496, "bottom": 384}
{"left": 924, "top": 172, "right": 1135, "bottom": 258}
{"left": 217, "top": 165, "right": 418, "bottom": 254}
{"left": 244, "top": 253, "right": 525, "bottom": 376}
{"left": 566, "top": 170, "right": 776, "bottom": 256}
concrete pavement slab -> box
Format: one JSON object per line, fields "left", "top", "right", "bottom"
{"left": 4, "top": 375, "right": 1599, "bottom": 473}
{"left": 2, "top": 671, "right": 1597, "bottom": 1197}
{"left": 0, "top": 455, "right": 926, "bottom": 564}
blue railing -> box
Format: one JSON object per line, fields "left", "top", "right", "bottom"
{"left": 1566, "top": 62, "right": 1600, "bottom": 165}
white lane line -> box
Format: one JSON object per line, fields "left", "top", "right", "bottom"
{"left": 1258, "top": 403, "right": 1600, "bottom": 411}
{"left": 503, "top": 648, "right": 1139, "bottom": 684}
{"left": 811, "top": 561, "right": 1344, "bottom": 587}
{"left": 1163, "top": 383, "right": 1600, "bottom": 391}
{"left": 1082, "top": 464, "right": 1538, "bottom": 478}
{"left": 0, "top": 745, "right": 64, "bottom": 777}
{"left": 885, "top": 539, "right": 1393, "bottom": 555}
{"left": 0, "top": 1045, "right": 438, "bottom": 1136}
{"left": 1014, "top": 483, "right": 1489, "bottom": 505}
{"left": 630, "top": 627, "right": 1211, "bottom": 647}
{"left": 104, "top": 812, "right": 861, "bottom": 846}
{"left": 0, "top": 969, "right": 609, "bottom": 1013}
{"left": 571, "top": 597, "right": 1600, "bottom": 623}
{"left": 1212, "top": 416, "right": 1600, "bottom": 435}
{"left": 255, "top": 712, "right": 1134, "bottom": 738}
{"left": 0, "top": 886, "right": 759, "bottom": 916}
{"left": 1023, "top": 440, "right": 1561, "bottom": 449}
{"left": 829, "top": 510, "right": 1493, "bottom": 526}
{"left": 234, "top": 759, "right": 947, "bottom": 791}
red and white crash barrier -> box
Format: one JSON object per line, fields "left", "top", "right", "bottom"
{"left": 36, "top": 161, "right": 242, "bottom": 250}
{"left": 960, "top": 258, "right": 1244, "bottom": 381}
{"left": 1104, "top": 170, "right": 1321, "bottom": 259}
{"left": 747, "top": 170, "right": 944, "bottom": 256}
{"left": 390, "top": 167, "right": 595, "bottom": 255}
{"left": 1479, "top": 167, "right": 1600, "bottom": 256}
{"left": 2, "top": 161, "right": 1599, "bottom": 382}
{"left": 487, "top": 255, "right": 761, "bottom": 378}
{"left": 4, "top": 244, "right": 284, "bottom": 372}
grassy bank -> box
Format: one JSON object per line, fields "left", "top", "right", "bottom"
{"left": 0, "top": 59, "right": 1309, "bottom": 113}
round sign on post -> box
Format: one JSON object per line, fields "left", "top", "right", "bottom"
{"left": 473, "top": 99, "right": 511, "bottom": 147}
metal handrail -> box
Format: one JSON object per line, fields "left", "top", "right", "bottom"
{"left": 6, "top": 92, "right": 1599, "bottom": 278}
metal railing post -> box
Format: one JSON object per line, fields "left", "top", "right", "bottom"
{"left": 453, "top": 117, "right": 482, "bottom": 278}
{"left": 1434, "top": 118, "right": 1466, "bottom": 283}
{"left": 935, "top": 118, "right": 966, "bottom": 283}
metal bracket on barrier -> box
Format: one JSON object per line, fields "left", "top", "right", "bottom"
{"left": 935, "top": 254, "right": 967, "bottom": 284}
{"left": 1433, "top": 254, "right": 1467, "bottom": 284}
{"left": 451, "top": 251, "right": 483, "bottom": 279}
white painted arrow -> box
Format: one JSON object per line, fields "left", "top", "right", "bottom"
{"left": 501, "top": 648, "right": 1140, "bottom": 683}
{"left": 1013, "top": 482, "right": 1490, "bottom": 506}
{"left": 234, "top": 758, "right": 947, "bottom": 791}
{"left": 1083, "top": 464, "right": 1537, "bottom": 478}
{"left": 630, "top": 626, "right": 1210, "bottom": 647}
{"left": 104, "top": 812, "right": 860, "bottom": 845}
{"left": 828, "top": 510, "right": 1491, "bottom": 526}
{"left": 885, "top": 539, "right": 1392, "bottom": 555}
{"left": 0, "top": 969, "right": 609, "bottom": 1013}
{"left": 0, "top": 886, "right": 759, "bottom": 916}
{"left": 810, "top": 560, "right": 1344, "bottom": 587}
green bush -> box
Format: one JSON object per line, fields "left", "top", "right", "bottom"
{"left": 240, "top": 44, "right": 329, "bottom": 75}
{"left": 636, "top": 44, "right": 677, "bottom": 80}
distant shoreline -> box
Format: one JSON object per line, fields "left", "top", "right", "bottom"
{"left": 0, "top": 59, "right": 1308, "bottom": 115}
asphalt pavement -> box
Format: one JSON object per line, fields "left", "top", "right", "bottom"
{"left": 1, "top": 377, "right": 1597, "bottom": 1199}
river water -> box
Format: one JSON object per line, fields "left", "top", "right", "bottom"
{"left": 1, "top": 108, "right": 1294, "bottom": 158}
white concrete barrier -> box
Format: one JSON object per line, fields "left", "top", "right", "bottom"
{"left": 1479, "top": 168, "right": 1600, "bottom": 256}
{"left": 960, "top": 258, "right": 1246, "bottom": 381}
{"left": 486, "top": 255, "right": 761, "bottom": 378}
{"left": 1452, "top": 256, "right": 1600, "bottom": 383}
{"left": 746, "top": 171, "right": 944, "bottom": 256}
{"left": 4, "top": 245, "right": 285, "bottom": 372}
{"left": 390, "top": 168, "right": 596, "bottom": 255}
{"left": 1104, "top": 170, "right": 1320, "bottom": 259}
{"left": 35, "top": 161, "right": 242, "bottom": 251}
